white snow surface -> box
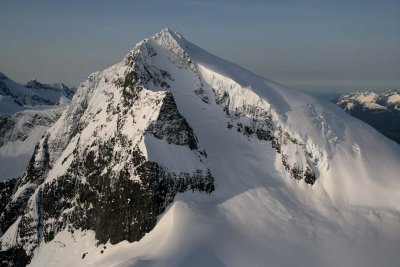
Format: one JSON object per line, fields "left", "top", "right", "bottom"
{"left": 22, "top": 29, "right": 400, "bottom": 267}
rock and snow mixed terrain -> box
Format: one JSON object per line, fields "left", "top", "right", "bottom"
{"left": 336, "top": 90, "right": 400, "bottom": 143}
{"left": 0, "top": 74, "right": 75, "bottom": 181}
{"left": 0, "top": 108, "right": 64, "bottom": 181}
{"left": 0, "top": 72, "right": 75, "bottom": 115}
{"left": 0, "top": 29, "right": 399, "bottom": 267}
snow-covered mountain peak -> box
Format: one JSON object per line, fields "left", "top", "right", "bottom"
{"left": 99, "top": 29, "right": 400, "bottom": 205}
{"left": 155, "top": 27, "right": 179, "bottom": 38}
{"left": 1, "top": 30, "right": 400, "bottom": 267}
{"left": 123, "top": 28, "right": 189, "bottom": 70}
{"left": 153, "top": 28, "right": 184, "bottom": 44}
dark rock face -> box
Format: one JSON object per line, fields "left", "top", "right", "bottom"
{"left": 8, "top": 126, "right": 213, "bottom": 261}
{"left": 0, "top": 246, "right": 30, "bottom": 267}
{"left": 37, "top": 145, "right": 213, "bottom": 245}
{"left": 148, "top": 92, "right": 198, "bottom": 150}
{"left": 0, "top": 116, "right": 15, "bottom": 146}
{"left": 0, "top": 179, "right": 17, "bottom": 234}
{"left": 24, "top": 135, "right": 51, "bottom": 185}
{"left": 0, "top": 80, "right": 12, "bottom": 96}
{"left": 0, "top": 136, "right": 50, "bottom": 240}
{"left": 0, "top": 110, "right": 61, "bottom": 244}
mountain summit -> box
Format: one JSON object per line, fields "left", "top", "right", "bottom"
{"left": 1, "top": 29, "right": 399, "bottom": 267}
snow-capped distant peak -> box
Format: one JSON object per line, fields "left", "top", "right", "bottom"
{"left": 337, "top": 89, "right": 400, "bottom": 111}
{"left": 0, "top": 73, "right": 76, "bottom": 115}
{"left": 335, "top": 89, "right": 400, "bottom": 143}
{"left": 25, "top": 79, "right": 71, "bottom": 92}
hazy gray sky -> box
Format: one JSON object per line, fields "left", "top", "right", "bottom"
{"left": 1, "top": 0, "right": 399, "bottom": 93}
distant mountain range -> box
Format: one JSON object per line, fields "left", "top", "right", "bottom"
{"left": 0, "top": 73, "right": 75, "bottom": 181}
{"left": 0, "top": 72, "right": 75, "bottom": 115}
{"left": 335, "top": 90, "right": 400, "bottom": 143}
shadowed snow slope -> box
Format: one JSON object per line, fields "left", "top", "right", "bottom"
{"left": 1, "top": 29, "right": 400, "bottom": 267}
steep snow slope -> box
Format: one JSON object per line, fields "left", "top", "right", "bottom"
{"left": 1, "top": 29, "right": 400, "bottom": 267}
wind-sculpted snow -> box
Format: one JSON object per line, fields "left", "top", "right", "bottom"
{"left": 1, "top": 29, "right": 400, "bottom": 267}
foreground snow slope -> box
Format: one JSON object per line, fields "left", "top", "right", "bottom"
{"left": 1, "top": 29, "right": 399, "bottom": 267}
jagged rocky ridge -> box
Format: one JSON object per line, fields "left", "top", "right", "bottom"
{"left": 0, "top": 73, "right": 75, "bottom": 115}
{"left": 24, "top": 79, "right": 75, "bottom": 100}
